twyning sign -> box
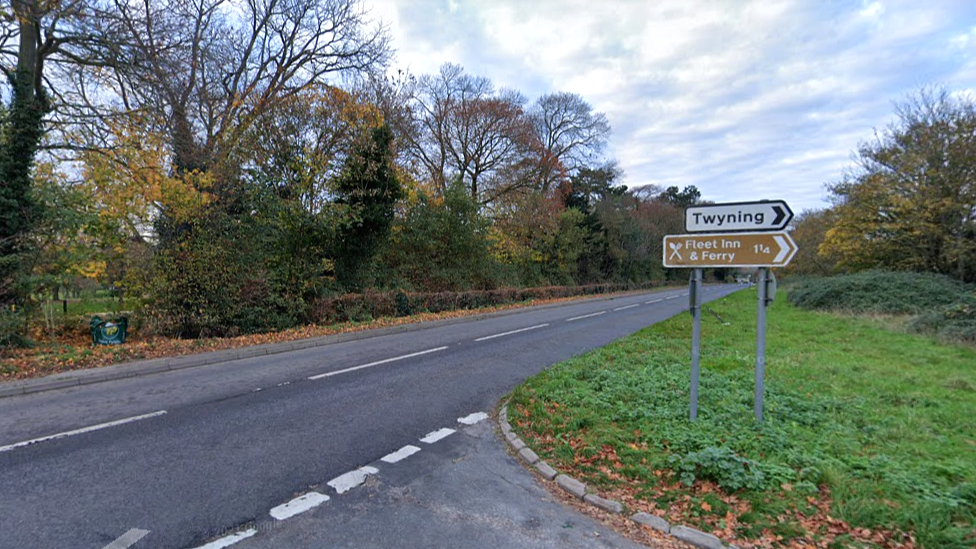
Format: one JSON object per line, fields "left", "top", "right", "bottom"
{"left": 685, "top": 200, "right": 793, "bottom": 233}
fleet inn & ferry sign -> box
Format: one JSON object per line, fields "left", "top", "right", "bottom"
{"left": 662, "top": 232, "right": 797, "bottom": 268}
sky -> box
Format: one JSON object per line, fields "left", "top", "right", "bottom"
{"left": 363, "top": 0, "right": 976, "bottom": 213}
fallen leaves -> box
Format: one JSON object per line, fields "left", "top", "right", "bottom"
{"left": 1, "top": 294, "right": 597, "bottom": 381}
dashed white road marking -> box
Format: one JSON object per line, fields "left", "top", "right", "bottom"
{"left": 308, "top": 347, "right": 449, "bottom": 380}
{"left": 328, "top": 466, "right": 379, "bottom": 494}
{"left": 645, "top": 298, "right": 664, "bottom": 304}
{"left": 189, "top": 528, "right": 257, "bottom": 549}
{"left": 457, "top": 412, "right": 489, "bottom": 425}
{"left": 101, "top": 528, "right": 149, "bottom": 549}
{"left": 613, "top": 304, "right": 640, "bottom": 311}
{"left": 666, "top": 295, "right": 680, "bottom": 300}
{"left": 380, "top": 445, "right": 422, "bottom": 464}
{"left": 0, "top": 410, "right": 167, "bottom": 453}
{"left": 420, "top": 428, "right": 455, "bottom": 444}
{"left": 269, "top": 492, "right": 330, "bottom": 520}
{"left": 565, "top": 311, "right": 606, "bottom": 322}
{"left": 474, "top": 323, "right": 548, "bottom": 342}
{"left": 276, "top": 381, "right": 290, "bottom": 387}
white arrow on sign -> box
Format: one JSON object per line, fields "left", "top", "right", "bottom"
{"left": 773, "top": 234, "right": 790, "bottom": 263}
{"left": 685, "top": 200, "right": 794, "bottom": 233}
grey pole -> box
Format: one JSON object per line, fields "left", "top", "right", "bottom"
{"left": 755, "top": 267, "right": 768, "bottom": 422}
{"left": 690, "top": 268, "right": 703, "bottom": 421}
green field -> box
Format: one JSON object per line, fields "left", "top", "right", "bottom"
{"left": 508, "top": 288, "right": 976, "bottom": 548}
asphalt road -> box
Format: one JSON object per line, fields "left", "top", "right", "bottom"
{"left": 0, "top": 284, "right": 744, "bottom": 549}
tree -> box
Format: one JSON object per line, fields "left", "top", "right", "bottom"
{"left": 65, "top": 0, "right": 391, "bottom": 190}
{"left": 822, "top": 88, "right": 976, "bottom": 282}
{"left": 658, "top": 185, "right": 701, "bottom": 208}
{"left": 530, "top": 92, "right": 610, "bottom": 192}
{"left": 405, "top": 63, "right": 537, "bottom": 203}
{"left": 333, "top": 124, "right": 403, "bottom": 290}
{"left": 783, "top": 209, "right": 838, "bottom": 276}
{"left": 0, "top": 0, "right": 63, "bottom": 340}
{"left": 382, "top": 180, "right": 501, "bottom": 292}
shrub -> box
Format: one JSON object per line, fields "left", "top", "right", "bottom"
{"left": 311, "top": 282, "right": 656, "bottom": 324}
{"left": 787, "top": 271, "right": 971, "bottom": 315}
{"left": 908, "top": 295, "right": 976, "bottom": 343}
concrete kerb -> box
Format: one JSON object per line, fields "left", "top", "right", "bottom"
{"left": 1, "top": 288, "right": 670, "bottom": 399}
{"left": 498, "top": 402, "right": 735, "bottom": 549}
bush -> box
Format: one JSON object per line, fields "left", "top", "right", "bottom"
{"left": 787, "top": 271, "right": 971, "bottom": 315}
{"left": 908, "top": 295, "right": 976, "bottom": 343}
{"left": 0, "top": 307, "right": 29, "bottom": 347}
{"left": 311, "top": 282, "right": 656, "bottom": 324}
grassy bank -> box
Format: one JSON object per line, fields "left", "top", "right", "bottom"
{"left": 508, "top": 289, "right": 975, "bottom": 548}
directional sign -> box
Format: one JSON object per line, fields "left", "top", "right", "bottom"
{"left": 685, "top": 200, "right": 793, "bottom": 233}
{"left": 663, "top": 232, "right": 798, "bottom": 268}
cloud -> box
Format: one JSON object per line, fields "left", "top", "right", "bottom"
{"left": 364, "top": 0, "right": 976, "bottom": 211}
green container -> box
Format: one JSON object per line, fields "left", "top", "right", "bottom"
{"left": 90, "top": 316, "right": 128, "bottom": 345}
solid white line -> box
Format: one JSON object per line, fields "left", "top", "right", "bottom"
{"left": 613, "top": 304, "right": 640, "bottom": 311}
{"left": 269, "top": 492, "right": 330, "bottom": 521}
{"left": 189, "top": 529, "right": 257, "bottom": 549}
{"left": 457, "top": 412, "right": 489, "bottom": 425}
{"left": 101, "top": 528, "right": 149, "bottom": 549}
{"left": 328, "top": 466, "right": 379, "bottom": 494}
{"left": 381, "top": 445, "right": 421, "bottom": 464}
{"left": 420, "top": 428, "right": 455, "bottom": 444}
{"left": 474, "top": 324, "right": 548, "bottom": 342}
{"left": 308, "top": 347, "right": 449, "bottom": 380}
{"left": 565, "top": 311, "right": 606, "bottom": 322}
{"left": 645, "top": 298, "right": 664, "bottom": 304}
{"left": 0, "top": 410, "right": 167, "bottom": 453}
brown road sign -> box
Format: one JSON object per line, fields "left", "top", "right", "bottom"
{"left": 663, "top": 232, "right": 798, "bottom": 268}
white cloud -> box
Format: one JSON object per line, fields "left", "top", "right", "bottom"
{"left": 363, "top": 0, "right": 976, "bottom": 212}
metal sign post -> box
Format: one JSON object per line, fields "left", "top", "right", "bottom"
{"left": 663, "top": 199, "right": 796, "bottom": 423}
{"left": 754, "top": 268, "right": 768, "bottom": 422}
{"left": 689, "top": 268, "right": 703, "bottom": 420}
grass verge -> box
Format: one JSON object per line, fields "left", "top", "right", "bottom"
{"left": 508, "top": 289, "right": 976, "bottom": 548}
{"left": 0, "top": 288, "right": 667, "bottom": 381}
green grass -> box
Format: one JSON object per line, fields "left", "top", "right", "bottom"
{"left": 508, "top": 288, "right": 976, "bottom": 548}
{"left": 39, "top": 297, "right": 126, "bottom": 317}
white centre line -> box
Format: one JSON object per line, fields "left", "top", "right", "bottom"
{"left": 381, "top": 445, "right": 422, "bottom": 464}
{"left": 565, "top": 311, "right": 606, "bottom": 322}
{"left": 457, "top": 412, "right": 489, "bottom": 425}
{"left": 308, "top": 347, "right": 449, "bottom": 380}
{"left": 613, "top": 304, "right": 640, "bottom": 311}
{"left": 0, "top": 410, "right": 167, "bottom": 453}
{"left": 328, "top": 466, "right": 379, "bottom": 494}
{"left": 474, "top": 323, "right": 548, "bottom": 342}
{"left": 101, "top": 528, "right": 149, "bottom": 549}
{"left": 645, "top": 298, "right": 664, "bottom": 304}
{"left": 269, "top": 492, "right": 330, "bottom": 520}
{"left": 420, "top": 428, "right": 455, "bottom": 444}
{"left": 666, "top": 295, "right": 680, "bottom": 300}
{"left": 189, "top": 529, "right": 257, "bottom": 549}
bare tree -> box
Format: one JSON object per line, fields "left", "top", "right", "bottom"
{"left": 59, "top": 0, "right": 391, "bottom": 189}
{"left": 405, "top": 63, "right": 537, "bottom": 203}
{"left": 530, "top": 91, "right": 610, "bottom": 192}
